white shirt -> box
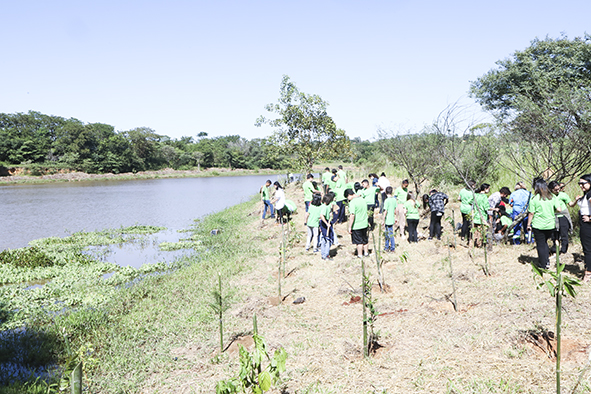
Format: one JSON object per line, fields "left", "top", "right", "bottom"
{"left": 578, "top": 194, "right": 591, "bottom": 216}
{"left": 377, "top": 176, "right": 391, "bottom": 191}
{"left": 274, "top": 188, "right": 285, "bottom": 210}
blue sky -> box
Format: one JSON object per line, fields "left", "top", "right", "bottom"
{"left": 2, "top": 0, "right": 589, "bottom": 141}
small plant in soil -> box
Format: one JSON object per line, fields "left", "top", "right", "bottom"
{"left": 361, "top": 258, "right": 380, "bottom": 357}
{"left": 399, "top": 251, "right": 409, "bottom": 264}
{"left": 371, "top": 228, "right": 386, "bottom": 292}
{"left": 531, "top": 243, "right": 581, "bottom": 394}
{"left": 216, "top": 315, "right": 287, "bottom": 394}
{"left": 208, "top": 273, "right": 230, "bottom": 353}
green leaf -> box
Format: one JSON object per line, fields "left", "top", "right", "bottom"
{"left": 259, "top": 370, "right": 272, "bottom": 391}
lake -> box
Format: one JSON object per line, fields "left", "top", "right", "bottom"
{"left": 0, "top": 174, "right": 279, "bottom": 251}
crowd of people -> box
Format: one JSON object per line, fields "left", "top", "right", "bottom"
{"left": 259, "top": 168, "right": 591, "bottom": 282}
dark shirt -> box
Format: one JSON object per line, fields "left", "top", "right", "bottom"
{"left": 428, "top": 192, "right": 448, "bottom": 213}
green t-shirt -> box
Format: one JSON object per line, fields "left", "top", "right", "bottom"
{"left": 306, "top": 204, "right": 322, "bottom": 228}
{"left": 361, "top": 186, "right": 379, "bottom": 206}
{"left": 337, "top": 169, "right": 347, "bottom": 183}
{"left": 395, "top": 187, "right": 408, "bottom": 203}
{"left": 322, "top": 172, "right": 332, "bottom": 185}
{"left": 404, "top": 200, "right": 421, "bottom": 220}
{"left": 472, "top": 193, "right": 489, "bottom": 225}
{"left": 556, "top": 191, "right": 571, "bottom": 217}
{"left": 261, "top": 185, "right": 269, "bottom": 200}
{"left": 383, "top": 196, "right": 398, "bottom": 225}
{"left": 334, "top": 178, "right": 346, "bottom": 202}
{"left": 500, "top": 215, "right": 514, "bottom": 236}
{"left": 529, "top": 195, "right": 559, "bottom": 230}
{"left": 320, "top": 203, "right": 331, "bottom": 223}
{"left": 458, "top": 188, "right": 474, "bottom": 214}
{"left": 303, "top": 180, "right": 314, "bottom": 202}
{"left": 349, "top": 196, "right": 369, "bottom": 230}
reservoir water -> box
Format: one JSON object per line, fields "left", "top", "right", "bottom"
{"left": 0, "top": 174, "right": 279, "bottom": 251}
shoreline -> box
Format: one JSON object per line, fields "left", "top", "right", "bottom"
{"left": 0, "top": 167, "right": 283, "bottom": 185}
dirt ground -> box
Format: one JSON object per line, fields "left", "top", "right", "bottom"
{"left": 148, "top": 181, "right": 591, "bottom": 394}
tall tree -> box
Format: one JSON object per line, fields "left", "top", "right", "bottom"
{"left": 255, "top": 75, "right": 351, "bottom": 172}
{"left": 470, "top": 35, "right": 591, "bottom": 182}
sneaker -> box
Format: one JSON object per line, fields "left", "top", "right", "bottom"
{"left": 390, "top": 248, "right": 395, "bottom": 252}
{"left": 313, "top": 249, "right": 319, "bottom": 253}
{"left": 363, "top": 253, "right": 370, "bottom": 257}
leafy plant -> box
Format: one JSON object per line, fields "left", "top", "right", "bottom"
{"left": 208, "top": 273, "right": 230, "bottom": 352}
{"left": 399, "top": 251, "right": 409, "bottom": 264}
{"left": 531, "top": 244, "right": 581, "bottom": 394}
{"left": 216, "top": 315, "right": 287, "bottom": 394}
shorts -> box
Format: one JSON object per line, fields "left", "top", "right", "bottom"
{"left": 351, "top": 227, "right": 369, "bottom": 245}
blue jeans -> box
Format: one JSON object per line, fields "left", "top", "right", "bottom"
{"left": 263, "top": 200, "right": 274, "bottom": 219}
{"left": 320, "top": 235, "right": 331, "bottom": 259}
{"left": 305, "top": 201, "right": 310, "bottom": 212}
{"left": 511, "top": 210, "right": 530, "bottom": 244}
{"left": 385, "top": 225, "right": 395, "bottom": 251}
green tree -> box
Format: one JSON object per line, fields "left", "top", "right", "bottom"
{"left": 255, "top": 75, "right": 351, "bottom": 172}
{"left": 470, "top": 35, "right": 591, "bottom": 181}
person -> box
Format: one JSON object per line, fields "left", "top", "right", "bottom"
{"left": 527, "top": 178, "right": 561, "bottom": 269}
{"left": 382, "top": 186, "right": 397, "bottom": 252}
{"left": 569, "top": 174, "right": 591, "bottom": 282}
{"left": 321, "top": 167, "right": 332, "bottom": 194}
{"left": 509, "top": 181, "right": 532, "bottom": 244}
{"left": 394, "top": 179, "right": 410, "bottom": 239}
{"left": 337, "top": 165, "right": 347, "bottom": 184}
{"left": 459, "top": 181, "right": 476, "bottom": 241}
{"left": 488, "top": 187, "right": 511, "bottom": 217}
{"left": 304, "top": 193, "right": 322, "bottom": 252}
{"left": 345, "top": 188, "right": 369, "bottom": 257}
{"left": 332, "top": 173, "right": 347, "bottom": 224}
{"left": 494, "top": 204, "right": 514, "bottom": 243}
{"left": 360, "top": 179, "right": 379, "bottom": 230}
{"left": 302, "top": 174, "right": 319, "bottom": 212}
{"left": 377, "top": 172, "right": 391, "bottom": 213}
{"left": 473, "top": 183, "right": 490, "bottom": 247}
{"left": 260, "top": 180, "right": 275, "bottom": 220}
{"left": 427, "top": 189, "right": 449, "bottom": 240}
{"left": 549, "top": 180, "right": 572, "bottom": 256}
{"left": 404, "top": 192, "right": 421, "bottom": 243}
{"left": 271, "top": 181, "right": 286, "bottom": 224}
{"left": 319, "top": 194, "right": 334, "bottom": 260}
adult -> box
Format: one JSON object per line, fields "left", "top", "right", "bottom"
{"left": 271, "top": 181, "right": 286, "bottom": 223}
{"left": 459, "top": 181, "right": 476, "bottom": 241}
{"left": 527, "top": 179, "right": 560, "bottom": 269}
{"left": 346, "top": 188, "right": 369, "bottom": 257}
{"left": 427, "top": 189, "right": 449, "bottom": 240}
{"left": 473, "top": 183, "right": 490, "bottom": 247}
{"left": 302, "top": 174, "right": 318, "bottom": 212}
{"left": 488, "top": 187, "right": 511, "bottom": 217}
{"left": 260, "top": 179, "right": 275, "bottom": 219}
{"left": 569, "top": 174, "right": 591, "bottom": 282}
{"left": 549, "top": 180, "right": 572, "bottom": 256}
{"left": 394, "top": 179, "right": 410, "bottom": 239}
{"left": 509, "top": 181, "right": 532, "bottom": 244}
{"left": 332, "top": 173, "right": 347, "bottom": 224}
{"left": 382, "top": 186, "right": 397, "bottom": 252}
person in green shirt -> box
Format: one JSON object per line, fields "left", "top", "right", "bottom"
{"left": 319, "top": 194, "right": 335, "bottom": 260}
{"left": 332, "top": 173, "right": 347, "bottom": 224}
{"left": 404, "top": 192, "right": 421, "bottom": 243}
{"left": 527, "top": 178, "right": 561, "bottom": 269}
{"left": 337, "top": 165, "right": 347, "bottom": 184}
{"left": 302, "top": 173, "right": 319, "bottom": 212}
{"left": 361, "top": 179, "right": 379, "bottom": 230}
{"left": 394, "top": 179, "right": 409, "bottom": 239}
{"left": 472, "top": 183, "right": 490, "bottom": 247}
{"left": 260, "top": 180, "right": 274, "bottom": 219}
{"left": 458, "top": 180, "right": 476, "bottom": 241}
{"left": 382, "top": 186, "right": 397, "bottom": 251}
{"left": 304, "top": 193, "right": 323, "bottom": 252}
{"left": 345, "top": 188, "right": 369, "bottom": 257}
{"left": 321, "top": 167, "right": 332, "bottom": 194}
{"left": 549, "top": 180, "right": 572, "bottom": 255}
{"left": 493, "top": 205, "right": 514, "bottom": 242}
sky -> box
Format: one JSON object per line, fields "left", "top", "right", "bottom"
{"left": 2, "top": 0, "right": 590, "bottom": 141}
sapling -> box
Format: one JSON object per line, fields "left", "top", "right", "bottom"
{"left": 371, "top": 228, "right": 385, "bottom": 292}
{"left": 446, "top": 236, "right": 458, "bottom": 312}
{"left": 208, "top": 273, "right": 229, "bottom": 352}
{"left": 361, "top": 257, "right": 368, "bottom": 358}
{"left": 399, "top": 251, "right": 409, "bottom": 264}
{"left": 361, "top": 258, "right": 379, "bottom": 357}
{"left": 531, "top": 241, "right": 581, "bottom": 394}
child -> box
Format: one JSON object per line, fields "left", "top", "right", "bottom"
{"left": 382, "top": 186, "right": 397, "bottom": 252}
{"left": 304, "top": 193, "right": 322, "bottom": 252}
{"left": 404, "top": 192, "right": 421, "bottom": 243}
{"left": 260, "top": 180, "right": 274, "bottom": 219}
{"left": 319, "top": 194, "right": 334, "bottom": 260}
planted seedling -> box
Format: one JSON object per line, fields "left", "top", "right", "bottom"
{"left": 208, "top": 273, "right": 230, "bottom": 353}
{"left": 531, "top": 242, "right": 581, "bottom": 394}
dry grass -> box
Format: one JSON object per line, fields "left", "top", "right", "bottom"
{"left": 145, "top": 180, "right": 591, "bottom": 394}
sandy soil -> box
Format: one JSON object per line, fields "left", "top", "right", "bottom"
{"left": 146, "top": 181, "right": 591, "bottom": 394}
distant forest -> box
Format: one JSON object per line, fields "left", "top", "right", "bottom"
{"left": 0, "top": 111, "right": 375, "bottom": 174}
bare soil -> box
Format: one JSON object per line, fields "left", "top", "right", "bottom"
{"left": 145, "top": 181, "right": 591, "bottom": 394}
